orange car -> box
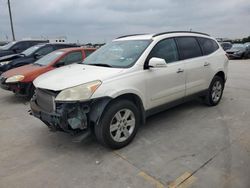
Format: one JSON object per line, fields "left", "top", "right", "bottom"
{"left": 0, "top": 47, "right": 96, "bottom": 97}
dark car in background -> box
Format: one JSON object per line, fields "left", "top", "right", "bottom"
{"left": 0, "top": 41, "right": 8, "bottom": 46}
{"left": 226, "top": 43, "right": 249, "bottom": 59}
{"left": 0, "top": 43, "right": 78, "bottom": 74}
{"left": 219, "top": 42, "right": 232, "bottom": 51}
{"left": 0, "top": 40, "right": 48, "bottom": 58}
{"left": 244, "top": 43, "right": 250, "bottom": 58}
{"left": 245, "top": 42, "right": 250, "bottom": 47}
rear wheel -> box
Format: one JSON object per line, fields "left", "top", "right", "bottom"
{"left": 204, "top": 76, "right": 224, "bottom": 106}
{"left": 95, "top": 99, "right": 140, "bottom": 149}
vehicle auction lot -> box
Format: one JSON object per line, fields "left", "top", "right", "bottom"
{"left": 0, "top": 60, "right": 250, "bottom": 188}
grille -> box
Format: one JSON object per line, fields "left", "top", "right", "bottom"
{"left": 226, "top": 51, "right": 234, "bottom": 54}
{"left": 36, "top": 88, "right": 57, "bottom": 113}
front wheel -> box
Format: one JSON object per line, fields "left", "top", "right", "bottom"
{"left": 95, "top": 99, "right": 140, "bottom": 149}
{"left": 26, "top": 83, "right": 35, "bottom": 99}
{"left": 204, "top": 76, "right": 224, "bottom": 106}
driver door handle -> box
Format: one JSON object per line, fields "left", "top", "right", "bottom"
{"left": 176, "top": 68, "right": 184, "bottom": 73}
{"left": 204, "top": 62, "right": 210, "bottom": 66}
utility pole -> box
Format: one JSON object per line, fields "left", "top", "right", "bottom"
{"left": 7, "top": 0, "right": 15, "bottom": 41}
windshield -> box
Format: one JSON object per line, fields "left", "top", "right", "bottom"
{"left": 21, "top": 45, "right": 43, "bottom": 56}
{"left": 231, "top": 44, "right": 245, "bottom": 50}
{"left": 0, "top": 41, "right": 17, "bottom": 50}
{"left": 34, "top": 51, "right": 64, "bottom": 66}
{"left": 245, "top": 43, "right": 250, "bottom": 47}
{"left": 83, "top": 40, "right": 151, "bottom": 68}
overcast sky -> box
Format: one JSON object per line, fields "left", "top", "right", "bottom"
{"left": 0, "top": 0, "right": 250, "bottom": 43}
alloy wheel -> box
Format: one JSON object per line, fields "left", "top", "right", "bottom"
{"left": 109, "top": 109, "right": 135, "bottom": 142}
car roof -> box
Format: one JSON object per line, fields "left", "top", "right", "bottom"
{"left": 115, "top": 31, "right": 211, "bottom": 41}
{"left": 57, "top": 47, "right": 96, "bottom": 52}
{"left": 17, "top": 39, "right": 48, "bottom": 42}
{"left": 47, "top": 43, "right": 77, "bottom": 46}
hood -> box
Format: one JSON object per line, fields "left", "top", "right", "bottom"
{"left": 34, "top": 64, "right": 125, "bottom": 91}
{"left": 2, "top": 64, "right": 45, "bottom": 78}
{"left": 226, "top": 48, "right": 245, "bottom": 53}
{"left": 0, "top": 53, "right": 23, "bottom": 62}
{"left": 9, "top": 56, "right": 33, "bottom": 65}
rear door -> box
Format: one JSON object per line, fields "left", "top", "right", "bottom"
{"left": 175, "top": 37, "right": 207, "bottom": 96}
{"left": 145, "top": 38, "right": 186, "bottom": 109}
{"left": 197, "top": 37, "right": 220, "bottom": 88}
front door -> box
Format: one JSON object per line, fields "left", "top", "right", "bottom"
{"left": 145, "top": 38, "right": 186, "bottom": 109}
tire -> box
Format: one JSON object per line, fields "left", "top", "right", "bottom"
{"left": 95, "top": 99, "right": 140, "bottom": 149}
{"left": 244, "top": 52, "right": 250, "bottom": 59}
{"left": 204, "top": 76, "right": 224, "bottom": 106}
{"left": 241, "top": 53, "right": 245, "bottom": 59}
{"left": 26, "top": 83, "right": 35, "bottom": 99}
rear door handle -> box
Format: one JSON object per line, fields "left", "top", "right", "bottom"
{"left": 176, "top": 68, "right": 184, "bottom": 73}
{"left": 204, "top": 62, "right": 210, "bottom": 66}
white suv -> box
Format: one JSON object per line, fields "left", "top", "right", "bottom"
{"left": 30, "top": 31, "right": 229, "bottom": 149}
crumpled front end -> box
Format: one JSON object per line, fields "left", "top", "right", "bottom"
{"left": 30, "top": 88, "right": 111, "bottom": 135}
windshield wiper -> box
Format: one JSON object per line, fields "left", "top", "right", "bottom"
{"left": 88, "top": 63, "right": 113, "bottom": 67}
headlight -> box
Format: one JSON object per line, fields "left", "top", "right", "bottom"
{"left": 0, "top": 61, "right": 10, "bottom": 66}
{"left": 55, "top": 80, "right": 102, "bottom": 102}
{"left": 5, "top": 75, "right": 25, "bottom": 83}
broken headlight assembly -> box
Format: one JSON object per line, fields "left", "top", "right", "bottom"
{"left": 55, "top": 80, "right": 102, "bottom": 102}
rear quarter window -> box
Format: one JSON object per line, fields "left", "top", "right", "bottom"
{"left": 197, "top": 37, "right": 219, "bottom": 55}
{"left": 175, "top": 37, "right": 202, "bottom": 60}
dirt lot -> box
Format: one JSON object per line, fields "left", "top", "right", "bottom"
{"left": 0, "top": 60, "right": 250, "bottom": 188}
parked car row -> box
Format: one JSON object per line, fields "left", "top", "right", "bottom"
{"left": 219, "top": 41, "right": 250, "bottom": 59}
{"left": 0, "top": 31, "right": 229, "bottom": 149}
{"left": 0, "top": 43, "right": 79, "bottom": 73}
{"left": 0, "top": 40, "right": 49, "bottom": 57}
{"left": 0, "top": 47, "right": 95, "bottom": 97}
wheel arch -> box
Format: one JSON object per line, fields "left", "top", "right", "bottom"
{"left": 214, "top": 71, "right": 226, "bottom": 83}
{"left": 89, "top": 93, "right": 146, "bottom": 129}
{"left": 112, "top": 93, "right": 146, "bottom": 125}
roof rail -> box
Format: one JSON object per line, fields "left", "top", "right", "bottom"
{"left": 153, "top": 31, "right": 210, "bottom": 37}
{"left": 116, "top": 33, "right": 147, "bottom": 39}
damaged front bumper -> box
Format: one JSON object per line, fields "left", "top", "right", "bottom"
{"left": 30, "top": 89, "right": 111, "bottom": 135}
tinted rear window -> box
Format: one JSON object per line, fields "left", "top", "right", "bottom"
{"left": 198, "top": 37, "right": 219, "bottom": 55}
{"left": 176, "top": 37, "right": 202, "bottom": 60}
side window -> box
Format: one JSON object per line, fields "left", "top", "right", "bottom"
{"left": 59, "top": 51, "right": 83, "bottom": 65}
{"left": 36, "top": 46, "right": 54, "bottom": 56}
{"left": 149, "top": 38, "right": 179, "bottom": 63}
{"left": 12, "top": 42, "right": 27, "bottom": 52}
{"left": 84, "top": 50, "right": 94, "bottom": 57}
{"left": 197, "top": 37, "right": 219, "bottom": 55}
{"left": 176, "top": 37, "right": 202, "bottom": 60}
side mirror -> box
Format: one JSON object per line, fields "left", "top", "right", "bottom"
{"left": 55, "top": 61, "right": 65, "bottom": 67}
{"left": 148, "top": 57, "right": 167, "bottom": 68}
{"left": 34, "top": 53, "right": 42, "bottom": 59}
